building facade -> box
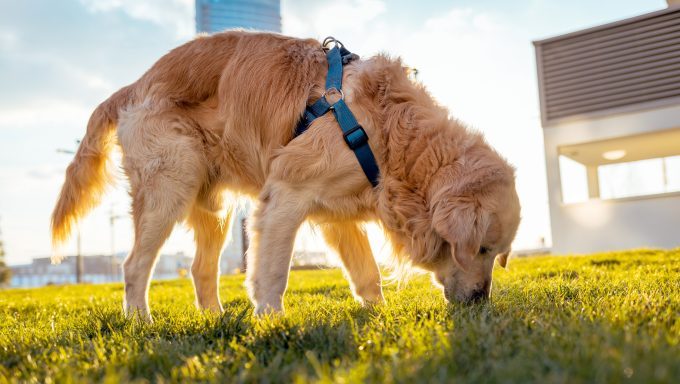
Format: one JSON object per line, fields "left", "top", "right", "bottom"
{"left": 195, "top": 0, "right": 281, "bottom": 33}
{"left": 534, "top": 5, "right": 680, "bottom": 254}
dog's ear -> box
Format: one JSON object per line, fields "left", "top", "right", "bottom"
{"left": 496, "top": 251, "right": 510, "bottom": 269}
{"left": 432, "top": 197, "right": 489, "bottom": 272}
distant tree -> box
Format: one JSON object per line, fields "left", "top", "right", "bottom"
{"left": 0, "top": 220, "right": 10, "bottom": 286}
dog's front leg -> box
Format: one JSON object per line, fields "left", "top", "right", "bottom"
{"left": 246, "top": 182, "right": 308, "bottom": 315}
{"left": 319, "top": 222, "right": 384, "bottom": 305}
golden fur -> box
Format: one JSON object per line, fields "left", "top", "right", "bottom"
{"left": 51, "top": 31, "right": 520, "bottom": 319}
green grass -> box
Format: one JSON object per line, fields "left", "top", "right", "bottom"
{"left": 1, "top": 249, "right": 679, "bottom": 383}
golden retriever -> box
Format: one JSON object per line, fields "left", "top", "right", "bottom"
{"left": 51, "top": 31, "right": 520, "bottom": 320}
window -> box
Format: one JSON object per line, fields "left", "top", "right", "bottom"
{"left": 558, "top": 128, "right": 680, "bottom": 204}
{"left": 599, "top": 156, "right": 680, "bottom": 199}
{"left": 559, "top": 154, "right": 680, "bottom": 204}
{"left": 559, "top": 155, "right": 589, "bottom": 204}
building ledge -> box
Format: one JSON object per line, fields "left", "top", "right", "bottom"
{"left": 561, "top": 189, "right": 680, "bottom": 208}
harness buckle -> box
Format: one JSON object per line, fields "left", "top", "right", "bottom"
{"left": 343, "top": 125, "right": 368, "bottom": 150}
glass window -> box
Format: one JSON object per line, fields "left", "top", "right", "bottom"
{"left": 599, "top": 156, "right": 680, "bottom": 199}
{"left": 559, "top": 155, "right": 589, "bottom": 204}
{"left": 664, "top": 155, "right": 680, "bottom": 191}
{"left": 559, "top": 153, "right": 680, "bottom": 203}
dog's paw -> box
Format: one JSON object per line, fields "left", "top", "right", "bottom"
{"left": 196, "top": 301, "right": 224, "bottom": 314}
{"left": 355, "top": 285, "right": 385, "bottom": 307}
{"left": 360, "top": 294, "right": 386, "bottom": 308}
{"left": 253, "top": 302, "right": 284, "bottom": 317}
{"left": 124, "top": 306, "right": 153, "bottom": 323}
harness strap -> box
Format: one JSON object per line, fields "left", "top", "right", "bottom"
{"left": 332, "top": 99, "right": 380, "bottom": 187}
{"left": 325, "top": 43, "right": 344, "bottom": 91}
{"left": 294, "top": 38, "right": 381, "bottom": 187}
{"left": 294, "top": 98, "right": 331, "bottom": 136}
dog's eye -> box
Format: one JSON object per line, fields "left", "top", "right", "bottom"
{"left": 479, "top": 246, "right": 490, "bottom": 255}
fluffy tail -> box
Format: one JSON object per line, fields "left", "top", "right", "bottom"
{"left": 51, "top": 86, "right": 132, "bottom": 254}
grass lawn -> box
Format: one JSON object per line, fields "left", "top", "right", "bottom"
{"left": 1, "top": 249, "right": 679, "bottom": 383}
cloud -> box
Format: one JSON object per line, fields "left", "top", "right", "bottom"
{"left": 423, "top": 8, "right": 502, "bottom": 34}
{"left": 283, "top": 0, "right": 386, "bottom": 39}
{"left": 0, "top": 2, "right": 171, "bottom": 118}
{"left": 0, "top": 29, "right": 18, "bottom": 49}
{"left": 80, "top": 0, "right": 195, "bottom": 39}
{"left": 0, "top": 100, "right": 90, "bottom": 129}
{"left": 26, "top": 164, "right": 67, "bottom": 180}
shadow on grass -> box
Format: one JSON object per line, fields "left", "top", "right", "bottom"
{"left": 32, "top": 297, "right": 378, "bottom": 382}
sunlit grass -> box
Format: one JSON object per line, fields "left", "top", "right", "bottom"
{"left": 1, "top": 249, "right": 678, "bottom": 383}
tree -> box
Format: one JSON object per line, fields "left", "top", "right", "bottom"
{"left": 0, "top": 219, "right": 10, "bottom": 286}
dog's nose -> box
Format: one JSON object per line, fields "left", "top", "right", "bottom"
{"left": 468, "top": 288, "right": 489, "bottom": 303}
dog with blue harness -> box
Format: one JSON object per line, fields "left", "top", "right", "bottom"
{"left": 51, "top": 30, "right": 521, "bottom": 319}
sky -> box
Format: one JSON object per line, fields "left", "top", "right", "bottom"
{"left": 0, "top": 0, "right": 667, "bottom": 265}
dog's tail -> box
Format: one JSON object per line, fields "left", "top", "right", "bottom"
{"left": 51, "top": 86, "right": 133, "bottom": 257}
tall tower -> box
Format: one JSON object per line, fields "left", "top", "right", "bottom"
{"left": 195, "top": 0, "right": 282, "bottom": 33}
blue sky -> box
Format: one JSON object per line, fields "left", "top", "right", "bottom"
{"left": 0, "top": 0, "right": 667, "bottom": 264}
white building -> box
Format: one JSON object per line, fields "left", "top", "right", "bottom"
{"left": 534, "top": 4, "right": 680, "bottom": 254}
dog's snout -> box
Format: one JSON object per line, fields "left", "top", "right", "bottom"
{"left": 442, "top": 276, "right": 492, "bottom": 303}
{"left": 468, "top": 288, "right": 489, "bottom": 303}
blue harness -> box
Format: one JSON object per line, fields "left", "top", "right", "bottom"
{"left": 294, "top": 37, "right": 380, "bottom": 187}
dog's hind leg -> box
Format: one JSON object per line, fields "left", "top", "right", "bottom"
{"left": 187, "top": 192, "right": 233, "bottom": 313}
{"left": 246, "top": 182, "right": 309, "bottom": 315}
{"left": 119, "top": 112, "right": 205, "bottom": 321}
{"left": 123, "top": 194, "right": 184, "bottom": 322}
{"left": 320, "top": 222, "right": 384, "bottom": 305}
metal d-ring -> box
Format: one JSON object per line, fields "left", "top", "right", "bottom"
{"left": 322, "top": 36, "right": 345, "bottom": 51}
{"left": 323, "top": 36, "right": 338, "bottom": 48}
{"left": 322, "top": 87, "right": 344, "bottom": 102}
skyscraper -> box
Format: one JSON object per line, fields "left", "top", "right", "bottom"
{"left": 195, "top": 0, "right": 282, "bottom": 34}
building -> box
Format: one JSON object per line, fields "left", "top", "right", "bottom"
{"left": 10, "top": 253, "right": 192, "bottom": 288}
{"left": 195, "top": 0, "right": 281, "bottom": 33}
{"left": 534, "top": 4, "right": 680, "bottom": 254}
{"left": 220, "top": 209, "right": 249, "bottom": 274}
{"left": 292, "top": 250, "right": 333, "bottom": 267}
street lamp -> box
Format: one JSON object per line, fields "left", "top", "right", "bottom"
{"left": 109, "top": 205, "right": 124, "bottom": 281}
